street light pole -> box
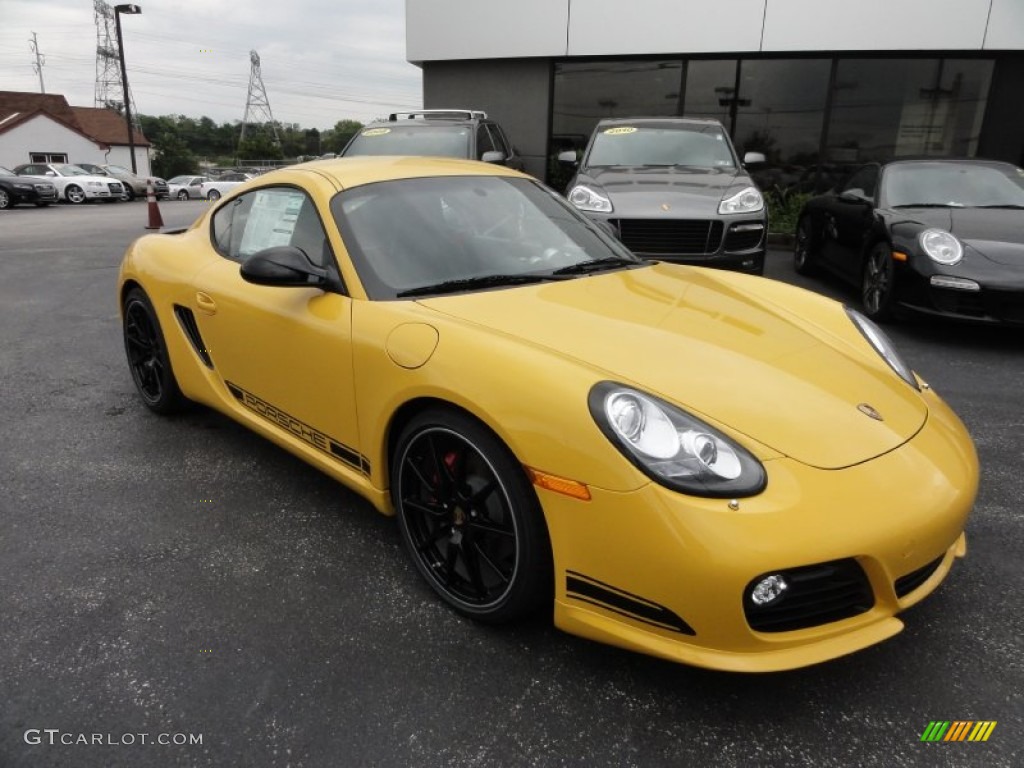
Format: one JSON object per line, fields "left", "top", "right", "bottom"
{"left": 113, "top": 4, "right": 141, "bottom": 174}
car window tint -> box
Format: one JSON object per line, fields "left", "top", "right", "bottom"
{"left": 476, "top": 125, "right": 496, "bottom": 158}
{"left": 882, "top": 163, "right": 1024, "bottom": 207}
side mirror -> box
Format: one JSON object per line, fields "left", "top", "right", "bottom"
{"left": 558, "top": 150, "right": 578, "bottom": 165}
{"left": 240, "top": 246, "right": 328, "bottom": 288}
{"left": 481, "top": 150, "right": 507, "bottom": 164}
{"left": 743, "top": 152, "right": 767, "bottom": 165}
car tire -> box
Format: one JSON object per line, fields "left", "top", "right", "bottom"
{"left": 122, "top": 287, "right": 188, "bottom": 415}
{"left": 64, "top": 184, "right": 86, "bottom": 204}
{"left": 0, "top": 189, "right": 10, "bottom": 209}
{"left": 206, "top": 189, "right": 221, "bottom": 201}
{"left": 122, "top": 186, "right": 136, "bottom": 202}
{"left": 177, "top": 190, "right": 190, "bottom": 201}
{"left": 862, "top": 242, "right": 898, "bottom": 322}
{"left": 391, "top": 407, "right": 552, "bottom": 624}
{"left": 793, "top": 216, "right": 818, "bottom": 276}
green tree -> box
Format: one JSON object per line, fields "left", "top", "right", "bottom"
{"left": 326, "top": 119, "right": 363, "bottom": 153}
{"left": 151, "top": 133, "right": 197, "bottom": 178}
{"left": 237, "top": 131, "right": 283, "bottom": 162}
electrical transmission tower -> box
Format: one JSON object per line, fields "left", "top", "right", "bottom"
{"left": 29, "top": 32, "right": 46, "bottom": 93}
{"left": 93, "top": 0, "right": 139, "bottom": 129}
{"left": 239, "top": 50, "right": 280, "bottom": 148}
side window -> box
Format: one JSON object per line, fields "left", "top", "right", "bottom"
{"left": 211, "top": 187, "right": 332, "bottom": 267}
{"left": 476, "top": 125, "right": 496, "bottom": 159}
{"left": 488, "top": 124, "right": 510, "bottom": 156}
{"left": 842, "top": 165, "right": 879, "bottom": 199}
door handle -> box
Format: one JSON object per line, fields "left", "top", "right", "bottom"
{"left": 195, "top": 292, "right": 217, "bottom": 315}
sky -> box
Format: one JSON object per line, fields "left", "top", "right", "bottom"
{"left": 0, "top": 0, "right": 423, "bottom": 129}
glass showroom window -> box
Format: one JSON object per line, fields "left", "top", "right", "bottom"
{"left": 825, "top": 58, "right": 994, "bottom": 173}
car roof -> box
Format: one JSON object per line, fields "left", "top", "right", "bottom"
{"left": 261, "top": 156, "right": 525, "bottom": 189}
{"left": 882, "top": 157, "right": 1018, "bottom": 170}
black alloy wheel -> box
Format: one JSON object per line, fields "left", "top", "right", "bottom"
{"left": 122, "top": 288, "right": 187, "bottom": 414}
{"left": 207, "top": 189, "right": 221, "bottom": 201}
{"left": 64, "top": 184, "right": 86, "bottom": 204}
{"left": 793, "top": 216, "right": 818, "bottom": 275}
{"left": 392, "top": 409, "right": 552, "bottom": 623}
{"left": 0, "top": 189, "right": 10, "bottom": 209}
{"left": 177, "top": 190, "right": 189, "bottom": 201}
{"left": 862, "top": 242, "right": 897, "bottom": 322}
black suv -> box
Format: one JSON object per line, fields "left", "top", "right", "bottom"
{"left": 340, "top": 110, "right": 523, "bottom": 170}
{"left": 560, "top": 117, "right": 767, "bottom": 274}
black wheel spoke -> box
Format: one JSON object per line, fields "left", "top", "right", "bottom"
{"left": 416, "top": 524, "right": 451, "bottom": 553}
{"left": 442, "top": 541, "right": 459, "bottom": 583}
{"left": 462, "top": 540, "right": 488, "bottom": 597}
{"left": 467, "top": 519, "right": 514, "bottom": 538}
{"left": 405, "top": 455, "right": 439, "bottom": 495}
{"left": 468, "top": 480, "right": 497, "bottom": 506}
{"left": 473, "top": 542, "right": 511, "bottom": 584}
{"left": 403, "top": 496, "right": 447, "bottom": 520}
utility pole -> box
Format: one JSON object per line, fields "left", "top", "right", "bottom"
{"left": 239, "top": 50, "right": 280, "bottom": 153}
{"left": 29, "top": 32, "right": 46, "bottom": 94}
{"left": 113, "top": 4, "right": 142, "bottom": 174}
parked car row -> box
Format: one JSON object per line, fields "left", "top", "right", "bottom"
{"left": 0, "top": 162, "right": 170, "bottom": 206}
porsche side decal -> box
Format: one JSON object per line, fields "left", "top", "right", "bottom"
{"left": 225, "top": 381, "right": 370, "bottom": 475}
{"left": 566, "top": 571, "right": 695, "bottom": 635}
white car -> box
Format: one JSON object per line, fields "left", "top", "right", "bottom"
{"left": 13, "top": 163, "right": 124, "bottom": 204}
{"left": 199, "top": 172, "right": 254, "bottom": 200}
{"left": 166, "top": 175, "right": 209, "bottom": 201}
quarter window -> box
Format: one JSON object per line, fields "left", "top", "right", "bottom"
{"left": 476, "top": 125, "right": 497, "bottom": 158}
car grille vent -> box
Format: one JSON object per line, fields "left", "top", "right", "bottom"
{"left": 744, "top": 558, "right": 874, "bottom": 633}
{"left": 894, "top": 556, "right": 944, "bottom": 598}
{"left": 723, "top": 223, "right": 764, "bottom": 252}
{"left": 173, "top": 305, "right": 213, "bottom": 368}
{"left": 612, "top": 218, "right": 723, "bottom": 256}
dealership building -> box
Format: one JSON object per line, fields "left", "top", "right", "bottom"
{"left": 407, "top": 0, "right": 1024, "bottom": 190}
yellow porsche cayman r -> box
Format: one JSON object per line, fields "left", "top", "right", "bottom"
{"left": 118, "top": 157, "right": 978, "bottom": 672}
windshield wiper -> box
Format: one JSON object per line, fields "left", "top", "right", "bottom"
{"left": 396, "top": 273, "right": 567, "bottom": 298}
{"left": 975, "top": 204, "right": 1024, "bottom": 209}
{"left": 551, "top": 256, "right": 641, "bottom": 276}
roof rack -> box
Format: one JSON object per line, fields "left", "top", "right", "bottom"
{"left": 387, "top": 109, "right": 488, "bottom": 121}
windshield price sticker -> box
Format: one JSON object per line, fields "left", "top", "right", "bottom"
{"left": 362, "top": 128, "right": 391, "bottom": 137}
{"left": 604, "top": 126, "right": 637, "bottom": 136}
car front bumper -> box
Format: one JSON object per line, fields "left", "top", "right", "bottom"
{"left": 542, "top": 384, "right": 977, "bottom": 671}
{"left": 895, "top": 259, "right": 1024, "bottom": 326}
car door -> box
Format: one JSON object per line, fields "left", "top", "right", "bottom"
{"left": 190, "top": 184, "right": 366, "bottom": 476}
{"left": 820, "top": 164, "right": 879, "bottom": 282}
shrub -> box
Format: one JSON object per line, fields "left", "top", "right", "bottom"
{"left": 765, "top": 190, "right": 812, "bottom": 236}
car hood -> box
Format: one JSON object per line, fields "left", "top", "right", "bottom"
{"left": 59, "top": 174, "right": 120, "bottom": 185}
{"left": 889, "top": 207, "right": 1024, "bottom": 266}
{"left": 578, "top": 166, "right": 750, "bottom": 217}
{"left": 418, "top": 264, "right": 926, "bottom": 470}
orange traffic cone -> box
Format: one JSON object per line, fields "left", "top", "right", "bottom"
{"left": 145, "top": 180, "right": 164, "bottom": 230}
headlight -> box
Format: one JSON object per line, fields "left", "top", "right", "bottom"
{"left": 845, "top": 308, "right": 919, "bottom": 390}
{"left": 589, "top": 382, "right": 766, "bottom": 497}
{"left": 919, "top": 229, "right": 963, "bottom": 266}
{"left": 87, "top": 181, "right": 104, "bottom": 187}
{"left": 568, "top": 185, "right": 613, "bottom": 213}
{"left": 719, "top": 186, "right": 764, "bottom": 215}
{"left": 13, "top": 183, "right": 32, "bottom": 190}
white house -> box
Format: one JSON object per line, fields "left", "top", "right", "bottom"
{"left": 0, "top": 91, "right": 152, "bottom": 176}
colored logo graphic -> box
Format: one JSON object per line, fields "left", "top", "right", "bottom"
{"left": 920, "top": 721, "right": 997, "bottom": 742}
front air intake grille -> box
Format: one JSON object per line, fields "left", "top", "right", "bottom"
{"left": 173, "top": 305, "right": 213, "bottom": 368}
{"left": 895, "top": 556, "right": 943, "bottom": 598}
{"left": 744, "top": 559, "right": 874, "bottom": 633}
{"left": 612, "top": 218, "right": 723, "bottom": 256}
{"left": 723, "top": 223, "right": 764, "bottom": 252}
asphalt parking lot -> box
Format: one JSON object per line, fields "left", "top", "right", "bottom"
{"left": 1, "top": 200, "right": 1021, "bottom": 768}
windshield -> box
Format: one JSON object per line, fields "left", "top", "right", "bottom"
{"left": 55, "top": 164, "right": 90, "bottom": 176}
{"left": 586, "top": 124, "right": 736, "bottom": 169}
{"left": 882, "top": 163, "right": 1024, "bottom": 208}
{"left": 331, "top": 175, "right": 640, "bottom": 299}
{"left": 106, "top": 165, "right": 132, "bottom": 174}
{"left": 342, "top": 125, "right": 471, "bottom": 160}
{"left": 167, "top": 176, "right": 191, "bottom": 184}
{"left": 1, "top": 166, "right": 14, "bottom": 175}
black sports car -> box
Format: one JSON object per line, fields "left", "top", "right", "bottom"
{"left": 794, "top": 158, "right": 1024, "bottom": 325}
{"left": 0, "top": 165, "right": 58, "bottom": 209}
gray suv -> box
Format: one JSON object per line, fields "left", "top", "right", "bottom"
{"left": 560, "top": 117, "right": 767, "bottom": 274}
{"left": 340, "top": 110, "right": 523, "bottom": 170}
